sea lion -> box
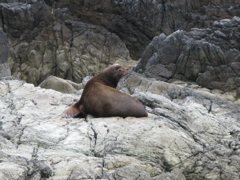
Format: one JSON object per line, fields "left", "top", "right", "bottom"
{"left": 62, "top": 64, "right": 148, "bottom": 118}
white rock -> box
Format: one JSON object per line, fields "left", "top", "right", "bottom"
{"left": 0, "top": 79, "right": 239, "bottom": 179}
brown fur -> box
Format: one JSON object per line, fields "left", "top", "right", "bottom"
{"left": 62, "top": 64, "right": 148, "bottom": 118}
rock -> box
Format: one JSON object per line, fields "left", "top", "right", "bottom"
{"left": 197, "top": 62, "right": 240, "bottom": 92}
{"left": 153, "top": 169, "right": 186, "bottom": 180}
{"left": 55, "top": 0, "right": 240, "bottom": 59}
{"left": 0, "top": 75, "right": 239, "bottom": 179}
{"left": 39, "top": 75, "right": 82, "bottom": 94}
{"left": 120, "top": 73, "right": 240, "bottom": 179}
{"left": 0, "top": 1, "right": 131, "bottom": 85}
{"left": 135, "top": 17, "right": 240, "bottom": 93}
{"left": 0, "top": 151, "right": 52, "bottom": 179}
{"left": 0, "top": 30, "right": 11, "bottom": 78}
{"left": 1, "top": 1, "right": 240, "bottom": 84}
{"left": 114, "top": 59, "right": 139, "bottom": 70}
{"left": 0, "top": 1, "right": 240, "bottom": 179}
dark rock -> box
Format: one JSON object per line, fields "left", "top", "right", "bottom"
{"left": 32, "top": 160, "right": 52, "bottom": 178}
{"left": 0, "top": 0, "right": 240, "bottom": 84}
{"left": 55, "top": 0, "right": 240, "bottom": 59}
{"left": 0, "top": 1, "right": 131, "bottom": 85}
{"left": 197, "top": 62, "right": 240, "bottom": 92}
{"left": 0, "top": 30, "right": 11, "bottom": 77}
{"left": 0, "top": 0, "right": 52, "bottom": 39}
{"left": 136, "top": 17, "right": 240, "bottom": 92}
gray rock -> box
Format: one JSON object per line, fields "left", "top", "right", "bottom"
{"left": 38, "top": 60, "right": 137, "bottom": 94}
{"left": 55, "top": 0, "right": 240, "bottom": 59}
{"left": 0, "top": 1, "right": 132, "bottom": 85}
{"left": 136, "top": 17, "right": 240, "bottom": 93}
{"left": 0, "top": 30, "right": 11, "bottom": 78}
{"left": 39, "top": 75, "right": 82, "bottom": 94}
{"left": 0, "top": 75, "right": 239, "bottom": 179}
{"left": 153, "top": 169, "right": 186, "bottom": 180}
{"left": 0, "top": 151, "right": 52, "bottom": 179}
{"left": 1, "top": 0, "right": 240, "bottom": 84}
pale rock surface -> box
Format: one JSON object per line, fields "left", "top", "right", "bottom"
{"left": 0, "top": 75, "right": 239, "bottom": 179}
{"left": 39, "top": 75, "right": 83, "bottom": 94}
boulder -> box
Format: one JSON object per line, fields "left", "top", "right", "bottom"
{"left": 39, "top": 75, "right": 82, "bottom": 94}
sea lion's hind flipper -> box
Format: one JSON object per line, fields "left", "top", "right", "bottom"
{"left": 61, "top": 105, "right": 84, "bottom": 118}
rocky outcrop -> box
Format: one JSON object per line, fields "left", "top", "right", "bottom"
{"left": 136, "top": 17, "right": 240, "bottom": 93}
{"left": 0, "top": 73, "right": 239, "bottom": 179}
{"left": 0, "top": 1, "right": 240, "bottom": 179}
{"left": 0, "top": 0, "right": 239, "bottom": 85}
{"left": 0, "top": 30, "right": 11, "bottom": 78}
{"left": 55, "top": 0, "right": 240, "bottom": 59}
{"left": 0, "top": 0, "right": 131, "bottom": 85}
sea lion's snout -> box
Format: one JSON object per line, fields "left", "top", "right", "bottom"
{"left": 120, "top": 67, "right": 129, "bottom": 76}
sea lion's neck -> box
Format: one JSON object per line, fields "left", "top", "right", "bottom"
{"left": 95, "top": 73, "right": 118, "bottom": 88}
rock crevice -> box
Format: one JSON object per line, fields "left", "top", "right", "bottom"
{"left": 1, "top": 76, "right": 239, "bottom": 179}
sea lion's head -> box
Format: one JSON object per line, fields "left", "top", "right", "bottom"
{"left": 101, "top": 64, "right": 129, "bottom": 85}
{"left": 109, "top": 64, "right": 129, "bottom": 81}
